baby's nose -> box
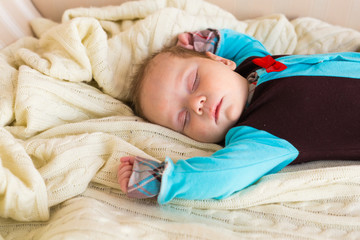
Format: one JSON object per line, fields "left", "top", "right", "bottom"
{"left": 190, "top": 95, "right": 206, "bottom": 115}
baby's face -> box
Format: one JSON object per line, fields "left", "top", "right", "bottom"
{"left": 140, "top": 52, "right": 249, "bottom": 143}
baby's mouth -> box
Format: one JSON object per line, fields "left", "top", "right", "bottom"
{"left": 214, "top": 98, "right": 223, "bottom": 123}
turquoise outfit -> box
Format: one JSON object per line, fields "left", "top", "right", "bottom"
{"left": 126, "top": 29, "right": 360, "bottom": 204}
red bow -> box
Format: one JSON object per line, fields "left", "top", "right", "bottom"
{"left": 252, "top": 55, "right": 287, "bottom": 73}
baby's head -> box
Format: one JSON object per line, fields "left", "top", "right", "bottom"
{"left": 130, "top": 46, "right": 249, "bottom": 143}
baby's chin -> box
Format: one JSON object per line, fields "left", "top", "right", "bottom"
{"left": 189, "top": 131, "right": 226, "bottom": 143}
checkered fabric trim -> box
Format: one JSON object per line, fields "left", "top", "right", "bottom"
{"left": 127, "top": 157, "right": 164, "bottom": 199}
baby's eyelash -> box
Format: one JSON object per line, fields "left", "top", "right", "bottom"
{"left": 192, "top": 70, "right": 199, "bottom": 92}
{"left": 181, "top": 69, "right": 198, "bottom": 130}
{"left": 183, "top": 110, "right": 189, "bottom": 130}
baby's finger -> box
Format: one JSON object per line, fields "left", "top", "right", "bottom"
{"left": 120, "top": 156, "right": 131, "bottom": 163}
{"left": 118, "top": 165, "right": 133, "bottom": 178}
{"left": 177, "top": 32, "right": 193, "bottom": 49}
{"left": 119, "top": 177, "right": 130, "bottom": 193}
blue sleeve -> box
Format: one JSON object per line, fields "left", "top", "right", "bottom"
{"left": 215, "top": 29, "right": 270, "bottom": 66}
{"left": 257, "top": 52, "right": 360, "bottom": 86}
{"left": 157, "top": 126, "right": 298, "bottom": 204}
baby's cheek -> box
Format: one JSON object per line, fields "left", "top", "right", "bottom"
{"left": 226, "top": 105, "right": 242, "bottom": 123}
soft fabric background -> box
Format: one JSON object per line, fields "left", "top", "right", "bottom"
{"left": 0, "top": 0, "right": 41, "bottom": 49}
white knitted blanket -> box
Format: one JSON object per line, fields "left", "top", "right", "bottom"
{"left": 1, "top": 0, "right": 360, "bottom": 239}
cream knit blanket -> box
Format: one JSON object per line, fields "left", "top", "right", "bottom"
{"left": 1, "top": 0, "right": 360, "bottom": 238}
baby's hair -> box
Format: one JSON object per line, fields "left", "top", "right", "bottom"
{"left": 129, "top": 45, "right": 211, "bottom": 118}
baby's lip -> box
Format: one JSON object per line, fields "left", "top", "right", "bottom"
{"left": 213, "top": 98, "right": 223, "bottom": 124}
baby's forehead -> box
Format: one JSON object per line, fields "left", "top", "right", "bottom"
{"left": 142, "top": 53, "right": 173, "bottom": 84}
{"left": 147, "top": 52, "right": 171, "bottom": 70}
{"left": 152, "top": 51, "right": 177, "bottom": 63}
{"left": 149, "top": 51, "right": 201, "bottom": 70}
{"left": 146, "top": 52, "right": 180, "bottom": 75}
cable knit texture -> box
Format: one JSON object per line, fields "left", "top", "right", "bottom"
{"left": 1, "top": 0, "right": 360, "bottom": 238}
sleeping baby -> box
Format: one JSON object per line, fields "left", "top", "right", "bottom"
{"left": 118, "top": 28, "right": 360, "bottom": 204}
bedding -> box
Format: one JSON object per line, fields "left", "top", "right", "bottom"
{"left": 0, "top": 0, "right": 360, "bottom": 238}
{"left": 0, "top": 0, "right": 41, "bottom": 49}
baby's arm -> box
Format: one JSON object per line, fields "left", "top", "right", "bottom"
{"left": 118, "top": 127, "right": 298, "bottom": 204}
{"left": 157, "top": 127, "right": 298, "bottom": 204}
{"left": 177, "top": 28, "right": 270, "bottom": 66}
{"left": 215, "top": 29, "right": 270, "bottom": 65}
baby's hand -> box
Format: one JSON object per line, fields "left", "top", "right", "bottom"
{"left": 176, "top": 29, "right": 218, "bottom": 54}
{"left": 176, "top": 32, "right": 194, "bottom": 50}
{"left": 117, "top": 156, "right": 164, "bottom": 199}
{"left": 117, "top": 156, "right": 135, "bottom": 193}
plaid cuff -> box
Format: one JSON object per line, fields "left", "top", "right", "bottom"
{"left": 191, "top": 28, "right": 219, "bottom": 53}
{"left": 127, "top": 156, "right": 164, "bottom": 199}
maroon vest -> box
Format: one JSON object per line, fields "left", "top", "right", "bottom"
{"left": 235, "top": 58, "right": 360, "bottom": 164}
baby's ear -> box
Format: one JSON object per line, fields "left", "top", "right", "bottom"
{"left": 205, "top": 52, "right": 236, "bottom": 70}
